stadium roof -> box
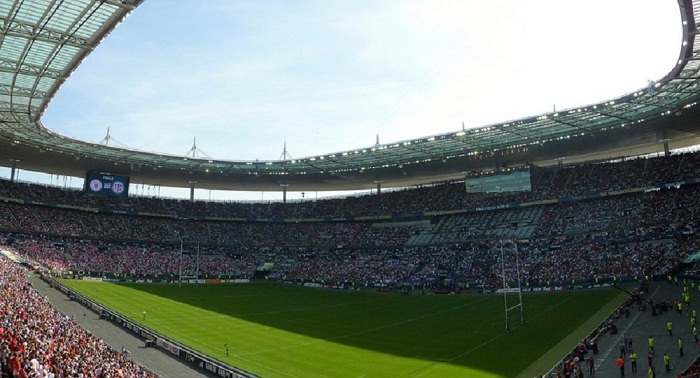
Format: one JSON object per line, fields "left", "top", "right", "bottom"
{"left": 1, "top": 0, "right": 700, "bottom": 192}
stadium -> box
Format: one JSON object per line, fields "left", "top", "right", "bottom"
{"left": 2, "top": 0, "right": 700, "bottom": 377}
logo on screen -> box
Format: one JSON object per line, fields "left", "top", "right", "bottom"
{"left": 112, "top": 181, "right": 125, "bottom": 195}
{"left": 89, "top": 179, "right": 103, "bottom": 192}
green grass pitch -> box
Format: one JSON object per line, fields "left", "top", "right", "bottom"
{"left": 61, "top": 281, "right": 625, "bottom": 378}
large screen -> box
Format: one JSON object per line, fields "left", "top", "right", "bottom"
{"left": 466, "top": 170, "right": 531, "bottom": 194}
{"left": 84, "top": 172, "right": 130, "bottom": 197}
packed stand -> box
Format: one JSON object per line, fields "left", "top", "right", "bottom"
{"left": 3, "top": 150, "right": 700, "bottom": 220}
{"left": 0, "top": 150, "right": 699, "bottom": 290}
{"left": 5, "top": 231, "right": 696, "bottom": 292}
{"left": 0, "top": 255, "right": 153, "bottom": 377}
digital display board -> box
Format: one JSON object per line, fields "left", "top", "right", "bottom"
{"left": 466, "top": 170, "right": 531, "bottom": 194}
{"left": 84, "top": 172, "right": 130, "bottom": 197}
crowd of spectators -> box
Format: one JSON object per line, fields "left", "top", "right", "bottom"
{"left": 4, "top": 231, "right": 696, "bottom": 291}
{"left": 533, "top": 185, "right": 700, "bottom": 238}
{"left": 0, "top": 256, "right": 153, "bottom": 377}
{"left": 3, "top": 150, "right": 700, "bottom": 220}
{"left": 0, "top": 201, "right": 418, "bottom": 248}
{"left": 0, "top": 185, "right": 698, "bottom": 253}
{"left": 0, "top": 151, "right": 699, "bottom": 289}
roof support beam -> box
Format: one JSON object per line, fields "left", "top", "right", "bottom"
{"left": 1, "top": 19, "right": 91, "bottom": 49}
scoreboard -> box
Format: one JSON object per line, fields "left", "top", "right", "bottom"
{"left": 466, "top": 170, "right": 531, "bottom": 194}
{"left": 84, "top": 172, "right": 129, "bottom": 197}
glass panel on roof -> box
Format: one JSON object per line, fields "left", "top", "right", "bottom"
{"left": 51, "top": 2, "right": 86, "bottom": 27}
{"left": 25, "top": 41, "right": 56, "bottom": 66}
{"left": 13, "top": 97, "right": 30, "bottom": 106}
{"left": 0, "top": 36, "right": 28, "bottom": 59}
{"left": 84, "top": 7, "right": 113, "bottom": 30}
{"left": 14, "top": 74, "right": 36, "bottom": 89}
{"left": 59, "top": 44, "right": 81, "bottom": 57}
{"left": 94, "top": 7, "right": 117, "bottom": 21}
{"left": 73, "top": 7, "right": 116, "bottom": 37}
{"left": 0, "top": 1, "right": 12, "bottom": 13}
{"left": 35, "top": 78, "right": 56, "bottom": 93}
{"left": 17, "top": 3, "right": 47, "bottom": 24}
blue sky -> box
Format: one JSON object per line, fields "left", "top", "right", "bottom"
{"left": 2, "top": 0, "right": 683, "bottom": 200}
